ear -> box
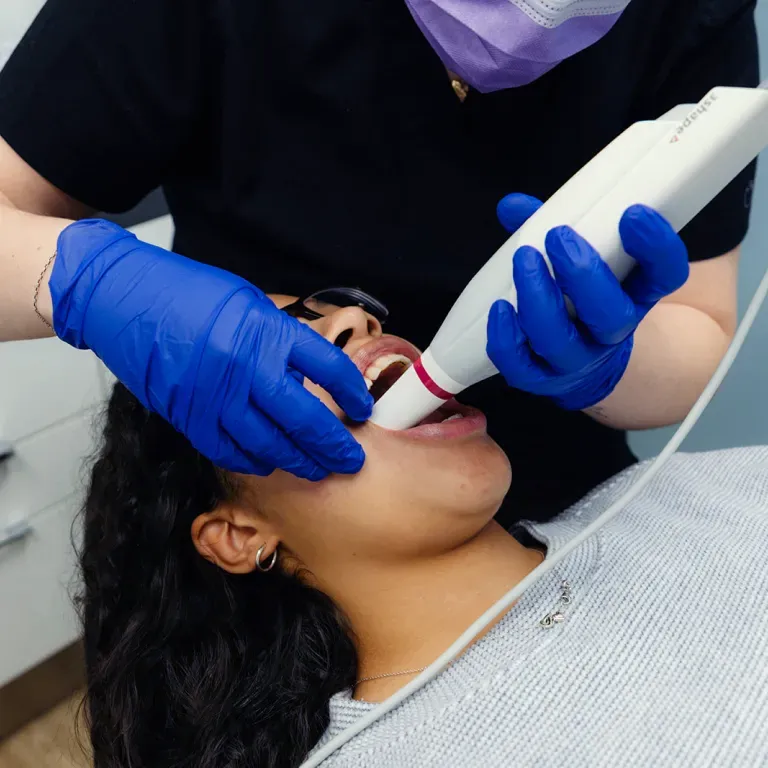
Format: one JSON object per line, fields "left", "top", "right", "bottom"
{"left": 191, "top": 503, "right": 280, "bottom": 575}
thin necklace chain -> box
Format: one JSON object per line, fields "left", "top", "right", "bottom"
{"left": 355, "top": 548, "right": 547, "bottom": 687}
{"left": 356, "top": 667, "right": 429, "bottom": 685}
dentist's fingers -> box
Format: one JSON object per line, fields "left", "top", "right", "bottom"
{"left": 496, "top": 193, "right": 544, "bottom": 234}
{"left": 255, "top": 373, "right": 367, "bottom": 476}
{"left": 222, "top": 405, "right": 328, "bottom": 481}
{"left": 487, "top": 299, "right": 540, "bottom": 386}
{"left": 513, "top": 246, "right": 593, "bottom": 372}
{"left": 619, "top": 205, "right": 690, "bottom": 315}
{"left": 545, "top": 226, "right": 639, "bottom": 346}
{"left": 289, "top": 322, "right": 374, "bottom": 423}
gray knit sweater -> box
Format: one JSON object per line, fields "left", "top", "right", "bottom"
{"left": 312, "top": 447, "right": 768, "bottom": 767}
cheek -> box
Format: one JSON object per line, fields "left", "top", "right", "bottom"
{"left": 267, "top": 461, "right": 430, "bottom": 560}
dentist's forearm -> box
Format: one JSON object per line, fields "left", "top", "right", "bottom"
{"left": 584, "top": 302, "right": 732, "bottom": 430}
{"left": 0, "top": 194, "right": 73, "bottom": 341}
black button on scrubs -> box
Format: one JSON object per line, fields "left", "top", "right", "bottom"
{"left": 0, "top": 0, "right": 758, "bottom": 522}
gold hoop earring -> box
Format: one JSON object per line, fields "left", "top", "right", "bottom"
{"left": 255, "top": 544, "right": 278, "bottom": 573}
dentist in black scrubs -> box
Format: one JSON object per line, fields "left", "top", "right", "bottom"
{"left": 0, "top": 0, "right": 758, "bottom": 523}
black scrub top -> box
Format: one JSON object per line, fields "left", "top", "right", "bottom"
{"left": 0, "top": 0, "right": 758, "bottom": 524}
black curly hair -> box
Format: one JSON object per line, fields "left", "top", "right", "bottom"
{"left": 76, "top": 383, "right": 357, "bottom": 768}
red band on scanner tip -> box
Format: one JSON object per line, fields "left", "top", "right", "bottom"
{"left": 413, "top": 358, "right": 453, "bottom": 400}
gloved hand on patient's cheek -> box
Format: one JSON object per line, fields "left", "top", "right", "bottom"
{"left": 50, "top": 220, "right": 373, "bottom": 480}
{"left": 489, "top": 197, "right": 689, "bottom": 410}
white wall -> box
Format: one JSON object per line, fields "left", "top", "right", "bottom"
{"left": 0, "top": 0, "right": 45, "bottom": 70}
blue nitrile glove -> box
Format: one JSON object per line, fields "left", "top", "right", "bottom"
{"left": 487, "top": 193, "right": 690, "bottom": 411}
{"left": 50, "top": 220, "right": 373, "bottom": 480}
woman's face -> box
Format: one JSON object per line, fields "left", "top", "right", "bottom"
{"left": 233, "top": 295, "right": 512, "bottom": 569}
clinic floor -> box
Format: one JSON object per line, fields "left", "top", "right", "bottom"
{"left": 0, "top": 692, "right": 90, "bottom": 768}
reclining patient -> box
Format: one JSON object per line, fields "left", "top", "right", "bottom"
{"left": 79, "top": 294, "right": 768, "bottom": 768}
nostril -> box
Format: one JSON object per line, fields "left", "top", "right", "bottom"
{"left": 334, "top": 329, "right": 353, "bottom": 348}
{"left": 365, "top": 310, "right": 384, "bottom": 334}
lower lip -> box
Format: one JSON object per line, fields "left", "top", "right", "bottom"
{"left": 380, "top": 400, "right": 487, "bottom": 441}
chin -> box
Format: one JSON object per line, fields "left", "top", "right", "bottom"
{"left": 454, "top": 436, "right": 511, "bottom": 508}
{"left": 412, "top": 434, "right": 512, "bottom": 522}
{"left": 331, "top": 433, "right": 512, "bottom": 559}
{"left": 413, "top": 440, "right": 511, "bottom": 552}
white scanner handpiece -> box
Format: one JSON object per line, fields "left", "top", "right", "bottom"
{"left": 369, "top": 118, "right": 677, "bottom": 429}
{"left": 370, "top": 85, "right": 768, "bottom": 431}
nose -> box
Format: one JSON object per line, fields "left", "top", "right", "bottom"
{"left": 322, "top": 306, "right": 383, "bottom": 348}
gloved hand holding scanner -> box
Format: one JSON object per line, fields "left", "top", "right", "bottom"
{"left": 51, "top": 220, "right": 373, "bottom": 481}
{"left": 488, "top": 194, "right": 689, "bottom": 412}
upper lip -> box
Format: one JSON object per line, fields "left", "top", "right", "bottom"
{"left": 351, "top": 335, "right": 421, "bottom": 376}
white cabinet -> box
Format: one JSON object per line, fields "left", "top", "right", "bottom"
{"left": 0, "top": 413, "right": 98, "bottom": 532}
{"left": 0, "top": 340, "right": 104, "bottom": 688}
{"left": 0, "top": 215, "right": 174, "bottom": 688}
{"left": 0, "top": 498, "right": 83, "bottom": 687}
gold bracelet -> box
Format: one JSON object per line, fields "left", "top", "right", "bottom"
{"left": 33, "top": 252, "right": 57, "bottom": 331}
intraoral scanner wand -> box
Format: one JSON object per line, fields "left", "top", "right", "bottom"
{"left": 369, "top": 84, "right": 768, "bottom": 430}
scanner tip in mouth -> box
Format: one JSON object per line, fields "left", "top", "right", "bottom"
{"left": 368, "top": 358, "right": 411, "bottom": 402}
{"left": 352, "top": 337, "right": 421, "bottom": 403}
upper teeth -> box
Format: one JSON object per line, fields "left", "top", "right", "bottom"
{"left": 364, "top": 353, "right": 412, "bottom": 390}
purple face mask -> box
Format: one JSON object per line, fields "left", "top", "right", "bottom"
{"left": 404, "top": 0, "right": 633, "bottom": 93}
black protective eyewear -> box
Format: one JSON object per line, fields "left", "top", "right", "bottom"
{"left": 282, "top": 288, "right": 389, "bottom": 347}
{"left": 282, "top": 287, "right": 388, "bottom": 323}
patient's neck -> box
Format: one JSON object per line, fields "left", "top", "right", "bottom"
{"left": 318, "top": 521, "right": 544, "bottom": 701}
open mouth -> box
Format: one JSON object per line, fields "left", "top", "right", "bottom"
{"left": 354, "top": 339, "right": 472, "bottom": 429}
{"left": 352, "top": 338, "right": 419, "bottom": 401}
